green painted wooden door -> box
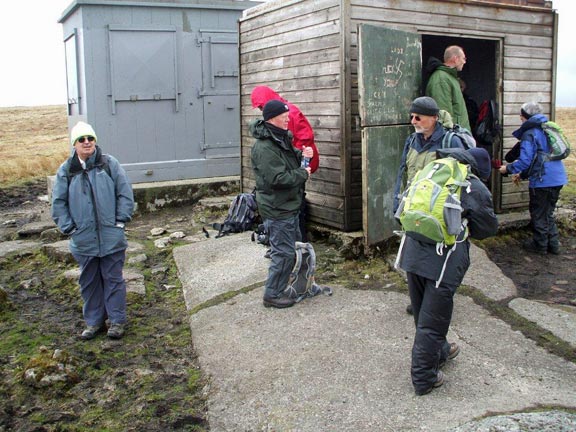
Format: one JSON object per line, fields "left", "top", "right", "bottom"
{"left": 358, "top": 24, "right": 422, "bottom": 245}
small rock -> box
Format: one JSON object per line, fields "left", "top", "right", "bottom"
{"left": 170, "top": 231, "right": 186, "bottom": 239}
{"left": 154, "top": 237, "right": 171, "bottom": 249}
{"left": 151, "top": 266, "right": 168, "bottom": 275}
{"left": 128, "top": 254, "right": 147, "bottom": 264}
{"left": 20, "top": 277, "right": 42, "bottom": 290}
{"left": 150, "top": 227, "right": 166, "bottom": 236}
{"left": 2, "top": 220, "right": 17, "bottom": 227}
{"left": 64, "top": 268, "right": 81, "bottom": 280}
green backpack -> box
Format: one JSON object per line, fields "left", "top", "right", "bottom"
{"left": 395, "top": 157, "right": 471, "bottom": 248}
{"left": 541, "top": 121, "right": 571, "bottom": 161}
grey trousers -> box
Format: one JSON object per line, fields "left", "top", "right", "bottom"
{"left": 72, "top": 249, "right": 127, "bottom": 326}
{"left": 263, "top": 214, "right": 301, "bottom": 298}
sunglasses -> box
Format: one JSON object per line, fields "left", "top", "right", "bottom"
{"left": 77, "top": 136, "right": 95, "bottom": 143}
{"left": 410, "top": 115, "right": 422, "bottom": 121}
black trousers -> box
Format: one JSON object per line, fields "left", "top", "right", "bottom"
{"left": 529, "top": 186, "right": 562, "bottom": 251}
{"left": 299, "top": 192, "right": 308, "bottom": 242}
{"left": 408, "top": 272, "right": 456, "bottom": 393}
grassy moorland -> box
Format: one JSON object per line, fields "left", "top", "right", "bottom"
{"left": 0, "top": 104, "right": 573, "bottom": 189}
{"left": 0, "top": 105, "right": 68, "bottom": 187}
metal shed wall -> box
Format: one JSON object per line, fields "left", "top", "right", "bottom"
{"left": 60, "top": 0, "right": 260, "bottom": 184}
{"left": 239, "top": 0, "right": 557, "bottom": 232}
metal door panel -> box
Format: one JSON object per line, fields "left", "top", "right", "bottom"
{"left": 358, "top": 24, "right": 422, "bottom": 245}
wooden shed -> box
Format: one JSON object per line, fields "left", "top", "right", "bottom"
{"left": 238, "top": 0, "right": 558, "bottom": 245}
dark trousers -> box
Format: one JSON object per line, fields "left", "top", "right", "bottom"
{"left": 299, "top": 192, "right": 308, "bottom": 242}
{"left": 408, "top": 272, "right": 456, "bottom": 393}
{"left": 529, "top": 186, "right": 562, "bottom": 251}
{"left": 72, "top": 250, "right": 127, "bottom": 326}
{"left": 263, "top": 214, "right": 301, "bottom": 298}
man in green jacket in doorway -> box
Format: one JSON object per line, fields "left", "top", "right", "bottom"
{"left": 425, "top": 45, "right": 471, "bottom": 131}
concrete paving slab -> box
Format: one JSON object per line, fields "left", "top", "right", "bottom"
{"left": 462, "top": 244, "right": 516, "bottom": 300}
{"left": 509, "top": 298, "right": 576, "bottom": 348}
{"left": 174, "top": 232, "right": 268, "bottom": 309}
{"left": 189, "top": 288, "right": 576, "bottom": 432}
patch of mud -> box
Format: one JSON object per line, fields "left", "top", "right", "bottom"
{"left": 482, "top": 230, "right": 576, "bottom": 306}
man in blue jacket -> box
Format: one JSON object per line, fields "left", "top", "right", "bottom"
{"left": 52, "top": 121, "right": 134, "bottom": 340}
{"left": 498, "top": 102, "right": 568, "bottom": 255}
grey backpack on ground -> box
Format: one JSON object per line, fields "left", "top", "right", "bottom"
{"left": 284, "top": 242, "right": 333, "bottom": 303}
{"left": 213, "top": 192, "right": 258, "bottom": 238}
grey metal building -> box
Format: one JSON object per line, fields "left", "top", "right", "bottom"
{"left": 59, "top": 0, "right": 260, "bottom": 183}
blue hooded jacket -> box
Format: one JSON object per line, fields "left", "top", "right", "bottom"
{"left": 51, "top": 146, "right": 134, "bottom": 257}
{"left": 506, "top": 113, "right": 568, "bottom": 188}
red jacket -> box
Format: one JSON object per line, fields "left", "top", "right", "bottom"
{"left": 251, "top": 86, "right": 320, "bottom": 173}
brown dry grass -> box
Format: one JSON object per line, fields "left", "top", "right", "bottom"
{"left": 0, "top": 105, "right": 69, "bottom": 187}
{"left": 0, "top": 105, "right": 573, "bottom": 189}
{"left": 556, "top": 108, "right": 576, "bottom": 198}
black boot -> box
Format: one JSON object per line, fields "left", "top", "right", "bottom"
{"left": 263, "top": 295, "right": 295, "bottom": 309}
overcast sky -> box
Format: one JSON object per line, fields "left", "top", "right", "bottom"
{"left": 0, "top": 0, "right": 574, "bottom": 107}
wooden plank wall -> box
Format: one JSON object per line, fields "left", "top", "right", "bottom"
{"left": 348, "top": 0, "right": 555, "bottom": 211}
{"left": 239, "top": 0, "right": 555, "bottom": 232}
{"left": 239, "top": 0, "right": 349, "bottom": 229}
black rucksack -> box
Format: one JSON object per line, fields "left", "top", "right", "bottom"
{"left": 213, "top": 192, "right": 258, "bottom": 238}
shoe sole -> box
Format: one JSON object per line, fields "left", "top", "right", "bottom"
{"left": 263, "top": 300, "right": 294, "bottom": 309}
{"left": 107, "top": 332, "right": 124, "bottom": 339}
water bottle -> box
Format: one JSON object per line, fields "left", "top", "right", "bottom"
{"left": 301, "top": 156, "right": 310, "bottom": 168}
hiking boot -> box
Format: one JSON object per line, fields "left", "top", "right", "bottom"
{"left": 81, "top": 324, "right": 106, "bottom": 340}
{"left": 263, "top": 295, "right": 295, "bottom": 309}
{"left": 107, "top": 323, "right": 125, "bottom": 339}
{"left": 522, "top": 240, "right": 547, "bottom": 255}
{"left": 406, "top": 304, "right": 413, "bottom": 315}
{"left": 548, "top": 245, "right": 560, "bottom": 255}
{"left": 439, "top": 342, "right": 460, "bottom": 368}
{"left": 416, "top": 370, "right": 445, "bottom": 396}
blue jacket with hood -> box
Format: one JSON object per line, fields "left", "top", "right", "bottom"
{"left": 505, "top": 113, "right": 568, "bottom": 188}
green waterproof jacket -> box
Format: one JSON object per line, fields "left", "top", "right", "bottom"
{"left": 425, "top": 64, "right": 471, "bottom": 131}
{"left": 250, "top": 119, "right": 308, "bottom": 220}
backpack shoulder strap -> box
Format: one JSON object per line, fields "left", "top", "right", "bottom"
{"left": 442, "top": 129, "right": 454, "bottom": 149}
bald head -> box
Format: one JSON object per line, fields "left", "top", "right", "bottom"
{"left": 444, "top": 45, "right": 466, "bottom": 71}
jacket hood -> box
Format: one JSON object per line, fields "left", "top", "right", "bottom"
{"left": 250, "top": 119, "right": 273, "bottom": 140}
{"left": 425, "top": 56, "right": 443, "bottom": 74}
{"left": 425, "top": 56, "right": 457, "bottom": 78}
{"left": 69, "top": 145, "right": 105, "bottom": 176}
{"left": 70, "top": 121, "right": 97, "bottom": 146}
{"left": 512, "top": 113, "right": 549, "bottom": 139}
{"left": 436, "top": 148, "right": 475, "bottom": 165}
{"left": 249, "top": 119, "right": 293, "bottom": 149}
{"left": 251, "top": 86, "right": 286, "bottom": 109}
{"left": 436, "top": 147, "right": 492, "bottom": 181}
